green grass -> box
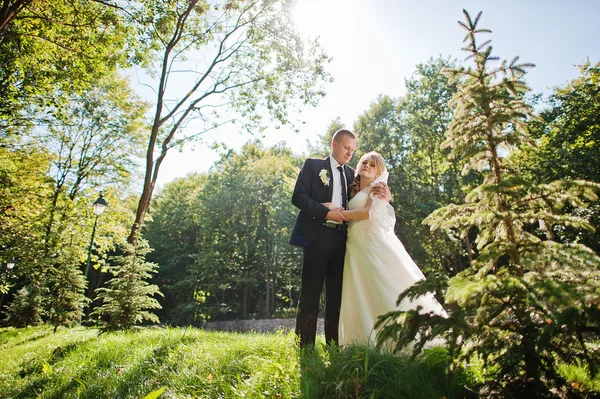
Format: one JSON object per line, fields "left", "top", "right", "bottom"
{"left": 0, "top": 325, "right": 473, "bottom": 398}
{"left": 299, "top": 344, "right": 475, "bottom": 398}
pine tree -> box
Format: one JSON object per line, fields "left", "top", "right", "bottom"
{"left": 376, "top": 10, "right": 600, "bottom": 398}
{"left": 46, "top": 261, "right": 88, "bottom": 332}
{"left": 5, "top": 283, "right": 44, "bottom": 327}
{"left": 90, "top": 239, "right": 162, "bottom": 330}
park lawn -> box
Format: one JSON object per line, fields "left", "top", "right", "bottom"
{"left": 0, "top": 325, "right": 473, "bottom": 399}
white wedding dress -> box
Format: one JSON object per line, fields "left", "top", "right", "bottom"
{"left": 338, "top": 172, "right": 446, "bottom": 347}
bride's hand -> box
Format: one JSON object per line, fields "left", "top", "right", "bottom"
{"left": 321, "top": 202, "right": 334, "bottom": 210}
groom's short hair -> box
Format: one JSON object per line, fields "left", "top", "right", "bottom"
{"left": 332, "top": 129, "right": 356, "bottom": 144}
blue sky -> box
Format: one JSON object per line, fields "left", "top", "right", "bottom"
{"left": 152, "top": 0, "right": 600, "bottom": 188}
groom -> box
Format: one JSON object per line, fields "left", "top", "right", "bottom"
{"left": 289, "top": 129, "right": 390, "bottom": 347}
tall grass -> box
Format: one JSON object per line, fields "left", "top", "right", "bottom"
{"left": 0, "top": 326, "right": 473, "bottom": 398}
{"left": 299, "top": 344, "right": 476, "bottom": 398}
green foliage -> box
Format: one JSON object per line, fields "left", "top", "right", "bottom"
{"left": 1, "top": 0, "right": 148, "bottom": 327}
{"left": 377, "top": 10, "right": 600, "bottom": 397}
{"left": 522, "top": 60, "right": 600, "bottom": 253}
{"left": 5, "top": 284, "right": 44, "bottom": 327}
{"left": 31, "top": 75, "right": 147, "bottom": 327}
{"left": 399, "top": 57, "right": 477, "bottom": 275}
{"left": 0, "top": 0, "right": 135, "bottom": 134}
{"left": 46, "top": 260, "right": 89, "bottom": 332}
{"left": 0, "top": 146, "right": 52, "bottom": 324}
{"left": 144, "top": 173, "right": 208, "bottom": 325}
{"left": 197, "top": 142, "right": 301, "bottom": 319}
{"left": 91, "top": 240, "right": 163, "bottom": 330}
{"left": 40, "top": 74, "right": 147, "bottom": 193}
{"left": 146, "top": 142, "right": 302, "bottom": 324}
{"left": 0, "top": 145, "right": 52, "bottom": 278}
{"left": 349, "top": 58, "right": 469, "bottom": 276}
{"left": 0, "top": 150, "right": 139, "bottom": 326}
{"left": 532, "top": 60, "right": 600, "bottom": 184}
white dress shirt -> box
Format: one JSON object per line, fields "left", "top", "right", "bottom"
{"left": 329, "top": 155, "right": 348, "bottom": 212}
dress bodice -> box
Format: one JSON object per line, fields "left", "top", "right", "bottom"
{"left": 347, "top": 189, "right": 371, "bottom": 235}
{"left": 348, "top": 189, "right": 369, "bottom": 210}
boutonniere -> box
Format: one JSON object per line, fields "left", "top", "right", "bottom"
{"left": 319, "top": 168, "right": 330, "bottom": 186}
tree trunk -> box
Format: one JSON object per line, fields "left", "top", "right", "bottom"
{"left": 456, "top": 185, "right": 473, "bottom": 269}
{"left": 0, "top": 0, "right": 34, "bottom": 42}
{"left": 464, "top": 231, "right": 474, "bottom": 267}
{"left": 127, "top": 182, "right": 154, "bottom": 245}
{"left": 265, "top": 263, "right": 270, "bottom": 317}
{"left": 242, "top": 286, "right": 248, "bottom": 318}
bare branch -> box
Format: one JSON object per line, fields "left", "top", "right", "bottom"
{"left": 158, "top": 3, "right": 260, "bottom": 125}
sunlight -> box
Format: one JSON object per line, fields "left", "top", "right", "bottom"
{"left": 291, "top": 0, "right": 366, "bottom": 42}
{"left": 291, "top": 1, "right": 321, "bottom": 38}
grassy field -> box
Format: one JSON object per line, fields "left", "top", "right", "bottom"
{"left": 0, "top": 326, "right": 474, "bottom": 399}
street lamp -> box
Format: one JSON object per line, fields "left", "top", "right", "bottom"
{"left": 84, "top": 194, "right": 108, "bottom": 279}
{"left": 7, "top": 258, "right": 15, "bottom": 270}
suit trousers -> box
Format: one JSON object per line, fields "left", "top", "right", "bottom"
{"left": 295, "top": 224, "right": 347, "bottom": 347}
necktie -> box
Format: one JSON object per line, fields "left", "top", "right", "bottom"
{"left": 337, "top": 166, "right": 347, "bottom": 210}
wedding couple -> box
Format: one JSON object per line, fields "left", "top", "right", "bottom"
{"left": 289, "top": 129, "right": 445, "bottom": 348}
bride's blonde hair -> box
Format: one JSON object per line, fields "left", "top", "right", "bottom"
{"left": 349, "top": 151, "right": 386, "bottom": 199}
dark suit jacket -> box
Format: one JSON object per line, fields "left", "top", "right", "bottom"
{"left": 289, "top": 157, "right": 355, "bottom": 247}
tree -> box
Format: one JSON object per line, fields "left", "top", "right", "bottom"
{"left": 146, "top": 142, "right": 302, "bottom": 323}
{"left": 522, "top": 60, "right": 600, "bottom": 253}
{"left": 533, "top": 61, "right": 600, "bottom": 183}
{"left": 91, "top": 239, "right": 162, "bottom": 330}
{"left": 377, "top": 11, "right": 600, "bottom": 397}
{"left": 399, "top": 57, "right": 474, "bottom": 275}
{"left": 145, "top": 173, "right": 208, "bottom": 325}
{"left": 38, "top": 74, "right": 146, "bottom": 256}
{"left": 127, "top": 0, "right": 331, "bottom": 246}
{"left": 0, "top": 74, "right": 146, "bottom": 324}
{"left": 350, "top": 61, "right": 468, "bottom": 276}
{"left": 192, "top": 142, "right": 301, "bottom": 320}
{"left": 0, "top": 0, "right": 150, "bottom": 327}
{"left": 8, "top": 75, "right": 148, "bottom": 325}
{"left": 0, "top": 145, "right": 51, "bottom": 322}
{"left": 46, "top": 260, "right": 88, "bottom": 332}
{"left": 306, "top": 117, "right": 345, "bottom": 158}
{"left": 5, "top": 285, "right": 44, "bottom": 327}
{"left": 0, "top": 146, "right": 52, "bottom": 266}
{"left": 354, "top": 95, "right": 406, "bottom": 171}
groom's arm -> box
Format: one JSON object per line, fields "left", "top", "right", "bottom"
{"left": 291, "top": 159, "right": 331, "bottom": 223}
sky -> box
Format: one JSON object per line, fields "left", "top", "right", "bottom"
{"left": 150, "top": 0, "right": 600, "bottom": 188}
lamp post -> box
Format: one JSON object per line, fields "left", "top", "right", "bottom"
{"left": 0, "top": 258, "right": 16, "bottom": 312}
{"left": 84, "top": 194, "right": 107, "bottom": 279}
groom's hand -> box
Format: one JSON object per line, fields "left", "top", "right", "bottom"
{"left": 370, "top": 183, "right": 392, "bottom": 202}
{"left": 327, "top": 208, "right": 350, "bottom": 222}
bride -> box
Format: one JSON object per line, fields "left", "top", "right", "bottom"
{"left": 335, "top": 151, "right": 446, "bottom": 347}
